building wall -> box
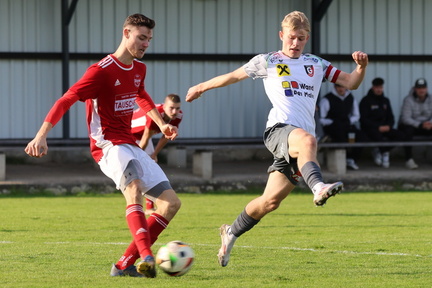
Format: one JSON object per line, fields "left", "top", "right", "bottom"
{"left": 319, "top": 0, "right": 432, "bottom": 122}
{"left": 0, "top": 0, "right": 430, "bottom": 140}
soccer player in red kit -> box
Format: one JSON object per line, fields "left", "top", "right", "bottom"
{"left": 131, "top": 93, "right": 183, "bottom": 214}
{"left": 25, "top": 14, "right": 181, "bottom": 278}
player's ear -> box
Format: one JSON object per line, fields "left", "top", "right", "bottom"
{"left": 123, "top": 27, "right": 130, "bottom": 39}
{"left": 279, "top": 30, "right": 284, "bottom": 41}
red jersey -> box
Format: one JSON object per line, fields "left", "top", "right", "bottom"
{"left": 131, "top": 104, "right": 183, "bottom": 141}
{"left": 68, "top": 54, "right": 156, "bottom": 162}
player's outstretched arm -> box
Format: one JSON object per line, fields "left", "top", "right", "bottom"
{"left": 185, "top": 66, "right": 249, "bottom": 102}
{"left": 25, "top": 91, "right": 79, "bottom": 158}
{"left": 335, "top": 51, "right": 369, "bottom": 90}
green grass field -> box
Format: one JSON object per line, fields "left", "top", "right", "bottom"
{"left": 0, "top": 191, "right": 431, "bottom": 287}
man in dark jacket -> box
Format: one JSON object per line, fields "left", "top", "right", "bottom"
{"left": 320, "top": 84, "right": 368, "bottom": 170}
{"left": 359, "top": 78, "right": 405, "bottom": 168}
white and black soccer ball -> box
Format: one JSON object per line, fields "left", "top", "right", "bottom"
{"left": 156, "top": 240, "right": 195, "bottom": 276}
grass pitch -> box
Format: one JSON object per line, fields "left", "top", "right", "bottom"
{"left": 0, "top": 191, "right": 431, "bottom": 287}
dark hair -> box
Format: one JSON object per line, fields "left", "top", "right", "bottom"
{"left": 165, "top": 93, "right": 181, "bottom": 103}
{"left": 123, "top": 13, "right": 155, "bottom": 29}
{"left": 372, "top": 77, "right": 384, "bottom": 86}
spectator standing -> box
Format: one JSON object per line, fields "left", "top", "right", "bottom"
{"left": 398, "top": 78, "right": 432, "bottom": 169}
{"left": 359, "top": 78, "right": 405, "bottom": 168}
{"left": 320, "top": 83, "right": 368, "bottom": 170}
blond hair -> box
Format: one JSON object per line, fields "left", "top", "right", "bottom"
{"left": 281, "top": 11, "right": 310, "bottom": 33}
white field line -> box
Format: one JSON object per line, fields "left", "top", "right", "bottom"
{"left": 1, "top": 241, "right": 430, "bottom": 258}
{"left": 192, "top": 243, "right": 431, "bottom": 258}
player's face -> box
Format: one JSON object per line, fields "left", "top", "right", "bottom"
{"left": 279, "top": 27, "right": 309, "bottom": 58}
{"left": 125, "top": 26, "right": 153, "bottom": 59}
{"left": 163, "top": 100, "right": 181, "bottom": 120}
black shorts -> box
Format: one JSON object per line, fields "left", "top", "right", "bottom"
{"left": 264, "top": 123, "right": 302, "bottom": 185}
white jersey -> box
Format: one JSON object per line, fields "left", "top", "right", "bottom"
{"left": 243, "top": 51, "right": 341, "bottom": 135}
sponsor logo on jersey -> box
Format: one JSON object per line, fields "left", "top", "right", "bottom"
{"left": 114, "top": 94, "right": 136, "bottom": 116}
{"left": 277, "top": 64, "right": 291, "bottom": 77}
{"left": 134, "top": 74, "right": 141, "bottom": 88}
{"left": 282, "top": 81, "right": 294, "bottom": 97}
{"left": 268, "top": 51, "right": 283, "bottom": 63}
{"left": 115, "top": 79, "right": 121, "bottom": 86}
{"left": 282, "top": 81, "right": 314, "bottom": 98}
{"left": 302, "top": 54, "right": 319, "bottom": 63}
{"left": 304, "top": 65, "right": 314, "bottom": 77}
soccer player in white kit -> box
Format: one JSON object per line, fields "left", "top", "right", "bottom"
{"left": 185, "top": 11, "right": 368, "bottom": 267}
{"left": 25, "top": 14, "right": 181, "bottom": 278}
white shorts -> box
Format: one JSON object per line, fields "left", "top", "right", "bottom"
{"left": 98, "top": 143, "right": 169, "bottom": 192}
{"left": 136, "top": 139, "right": 154, "bottom": 156}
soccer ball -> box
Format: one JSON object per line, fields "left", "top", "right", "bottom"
{"left": 156, "top": 240, "right": 195, "bottom": 276}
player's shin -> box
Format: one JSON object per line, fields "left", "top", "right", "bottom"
{"left": 125, "top": 204, "right": 153, "bottom": 258}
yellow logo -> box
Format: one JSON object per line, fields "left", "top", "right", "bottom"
{"left": 277, "top": 64, "right": 290, "bottom": 76}
{"left": 282, "top": 81, "right": 291, "bottom": 88}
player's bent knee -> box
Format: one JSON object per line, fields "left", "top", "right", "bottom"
{"left": 265, "top": 198, "right": 281, "bottom": 213}
{"left": 302, "top": 134, "right": 318, "bottom": 149}
{"left": 160, "top": 190, "right": 181, "bottom": 213}
{"left": 156, "top": 192, "right": 181, "bottom": 220}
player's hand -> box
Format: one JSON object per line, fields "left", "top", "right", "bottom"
{"left": 352, "top": 51, "right": 368, "bottom": 67}
{"left": 25, "top": 136, "right": 48, "bottom": 158}
{"left": 161, "top": 124, "right": 178, "bottom": 140}
{"left": 185, "top": 85, "right": 203, "bottom": 102}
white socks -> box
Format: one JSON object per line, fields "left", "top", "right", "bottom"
{"left": 312, "top": 182, "right": 325, "bottom": 194}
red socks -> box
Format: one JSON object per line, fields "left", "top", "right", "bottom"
{"left": 146, "top": 198, "right": 155, "bottom": 210}
{"left": 116, "top": 242, "right": 139, "bottom": 270}
{"left": 115, "top": 207, "right": 169, "bottom": 270}
{"left": 147, "top": 212, "right": 169, "bottom": 245}
{"left": 125, "top": 204, "right": 152, "bottom": 258}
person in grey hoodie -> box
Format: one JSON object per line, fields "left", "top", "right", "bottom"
{"left": 398, "top": 78, "right": 432, "bottom": 169}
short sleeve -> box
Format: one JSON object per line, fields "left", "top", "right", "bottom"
{"left": 243, "top": 54, "right": 269, "bottom": 79}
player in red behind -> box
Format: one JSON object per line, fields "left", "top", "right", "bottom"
{"left": 131, "top": 93, "right": 183, "bottom": 215}
{"left": 25, "top": 13, "right": 181, "bottom": 278}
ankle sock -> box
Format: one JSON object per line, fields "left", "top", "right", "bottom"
{"left": 230, "top": 210, "right": 260, "bottom": 237}
{"left": 116, "top": 242, "right": 139, "bottom": 270}
{"left": 300, "top": 161, "right": 324, "bottom": 192}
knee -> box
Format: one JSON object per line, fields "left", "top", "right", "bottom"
{"left": 302, "top": 134, "right": 318, "bottom": 150}
{"left": 169, "top": 195, "right": 182, "bottom": 213}
{"left": 157, "top": 192, "right": 181, "bottom": 219}
{"left": 264, "top": 198, "right": 281, "bottom": 213}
